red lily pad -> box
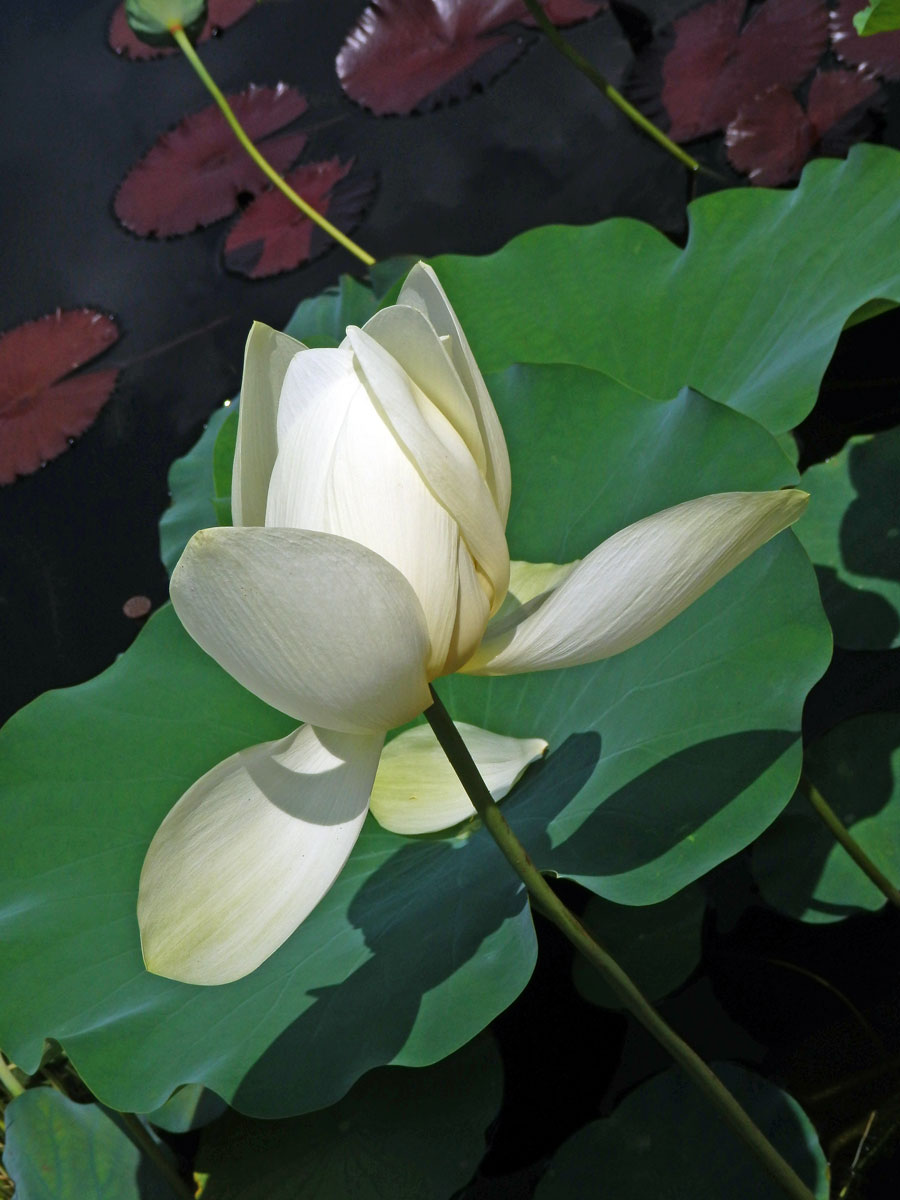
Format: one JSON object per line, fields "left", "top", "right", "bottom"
{"left": 108, "top": 0, "right": 257, "bottom": 61}
{"left": 337, "top": 0, "right": 605, "bottom": 115}
{"left": 831, "top": 0, "right": 900, "bottom": 79}
{"left": 725, "top": 69, "right": 881, "bottom": 185}
{"left": 223, "top": 159, "right": 377, "bottom": 278}
{"left": 629, "top": 0, "right": 829, "bottom": 141}
{"left": 0, "top": 310, "right": 119, "bottom": 485}
{"left": 114, "top": 85, "right": 308, "bottom": 237}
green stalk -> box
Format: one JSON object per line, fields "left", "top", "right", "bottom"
{"left": 0, "top": 1053, "right": 25, "bottom": 1099}
{"left": 117, "top": 1111, "right": 196, "bottom": 1200}
{"left": 801, "top": 773, "right": 900, "bottom": 910}
{"left": 519, "top": 0, "right": 701, "bottom": 173}
{"left": 424, "top": 685, "right": 817, "bottom": 1200}
{"left": 169, "top": 25, "right": 376, "bottom": 267}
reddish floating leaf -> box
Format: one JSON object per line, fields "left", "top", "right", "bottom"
{"left": 337, "top": 0, "right": 605, "bottom": 115}
{"left": 0, "top": 310, "right": 119, "bottom": 485}
{"left": 632, "top": 0, "right": 828, "bottom": 141}
{"left": 108, "top": 0, "right": 257, "bottom": 61}
{"left": 725, "top": 86, "right": 814, "bottom": 184}
{"left": 123, "top": 595, "right": 153, "bottom": 618}
{"left": 831, "top": 0, "right": 900, "bottom": 80}
{"left": 115, "top": 85, "right": 308, "bottom": 237}
{"left": 725, "top": 69, "right": 882, "bottom": 186}
{"left": 223, "top": 160, "right": 377, "bottom": 279}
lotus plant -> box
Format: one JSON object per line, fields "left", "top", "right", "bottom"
{"left": 138, "top": 263, "right": 808, "bottom": 986}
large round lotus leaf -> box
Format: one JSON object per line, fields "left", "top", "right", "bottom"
{"left": 4, "top": 1089, "right": 178, "bottom": 1200}
{"left": 0, "top": 363, "right": 829, "bottom": 1117}
{"left": 753, "top": 713, "right": 900, "bottom": 923}
{"left": 534, "top": 1063, "right": 828, "bottom": 1199}
{"left": 795, "top": 428, "right": 900, "bottom": 649}
{"left": 573, "top": 883, "right": 706, "bottom": 1008}
{"left": 197, "top": 1035, "right": 502, "bottom": 1200}
{"left": 423, "top": 146, "right": 900, "bottom": 434}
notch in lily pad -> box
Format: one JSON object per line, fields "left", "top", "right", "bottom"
{"left": 125, "top": 0, "right": 207, "bottom": 47}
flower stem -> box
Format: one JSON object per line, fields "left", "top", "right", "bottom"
{"left": 424, "top": 685, "right": 816, "bottom": 1200}
{"left": 117, "top": 1111, "right": 196, "bottom": 1200}
{"left": 800, "top": 773, "right": 900, "bottom": 909}
{"left": 519, "top": 0, "right": 701, "bottom": 174}
{"left": 0, "top": 1052, "right": 25, "bottom": 1099}
{"left": 169, "top": 25, "right": 376, "bottom": 267}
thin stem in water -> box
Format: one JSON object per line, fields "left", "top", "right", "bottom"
{"left": 519, "top": 0, "right": 702, "bottom": 174}
{"left": 800, "top": 773, "right": 900, "bottom": 910}
{"left": 169, "top": 25, "right": 376, "bottom": 267}
{"left": 424, "top": 685, "right": 816, "bottom": 1200}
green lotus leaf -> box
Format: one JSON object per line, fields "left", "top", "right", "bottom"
{"left": 3, "top": 1089, "right": 178, "bottom": 1200}
{"left": 753, "top": 713, "right": 900, "bottom": 922}
{"left": 158, "top": 403, "right": 231, "bottom": 573}
{"left": 535, "top": 1064, "right": 828, "bottom": 1199}
{"left": 795, "top": 427, "right": 900, "bottom": 649}
{"left": 0, "top": 364, "right": 829, "bottom": 1116}
{"left": 423, "top": 146, "right": 900, "bottom": 434}
{"left": 573, "top": 883, "right": 706, "bottom": 1008}
{"left": 196, "top": 1035, "right": 502, "bottom": 1200}
{"left": 853, "top": 0, "right": 900, "bottom": 35}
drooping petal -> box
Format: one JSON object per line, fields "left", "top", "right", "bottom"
{"left": 369, "top": 721, "right": 547, "bottom": 835}
{"left": 465, "top": 490, "right": 809, "bottom": 675}
{"left": 360, "top": 303, "right": 487, "bottom": 474}
{"left": 170, "top": 526, "right": 432, "bottom": 733}
{"left": 139, "top": 724, "right": 383, "bottom": 985}
{"left": 346, "top": 324, "right": 509, "bottom": 610}
{"left": 398, "top": 262, "right": 511, "bottom": 524}
{"left": 266, "top": 347, "right": 467, "bottom": 675}
{"left": 232, "top": 322, "right": 303, "bottom": 526}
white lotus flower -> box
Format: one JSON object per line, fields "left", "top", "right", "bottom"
{"left": 139, "top": 263, "right": 808, "bottom": 985}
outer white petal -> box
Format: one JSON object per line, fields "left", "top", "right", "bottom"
{"left": 369, "top": 721, "right": 547, "bottom": 835}
{"left": 346, "top": 324, "right": 509, "bottom": 610}
{"left": 398, "top": 262, "right": 511, "bottom": 523}
{"left": 360, "top": 304, "right": 487, "bottom": 473}
{"left": 232, "top": 322, "right": 304, "bottom": 527}
{"left": 139, "top": 724, "right": 383, "bottom": 985}
{"left": 466, "top": 490, "right": 809, "bottom": 675}
{"left": 170, "top": 526, "right": 432, "bottom": 733}
{"left": 265, "top": 347, "right": 465, "bottom": 676}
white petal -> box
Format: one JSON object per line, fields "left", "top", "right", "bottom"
{"left": 232, "top": 322, "right": 304, "bottom": 527}
{"left": 398, "top": 262, "right": 511, "bottom": 523}
{"left": 360, "top": 304, "right": 487, "bottom": 474}
{"left": 170, "top": 526, "right": 432, "bottom": 733}
{"left": 466, "top": 490, "right": 809, "bottom": 674}
{"left": 346, "top": 324, "right": 509, "bottom": 611}
{"left": 265, "top": 348, "right": 465, "bottom": 676}
{"left": 370, "top": 721, "right": 547, "bottom": 835}
{"left": 139, "top": 725, "right": 383, "bottom": 985}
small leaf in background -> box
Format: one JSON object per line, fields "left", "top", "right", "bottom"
{"left": 794, "top": 426, "right": 900, "bottom": 650}
{"left": 114, "top": 85, "right": 308, "bottom": 236}
{"left": 0, "top": 309, "right": 119, "bottom": 485}
{"left": 158, "top": 402, "right": 232, "bottom": 572}
{"left": 196, "top": 1035, "right": 503, "bottom": 1200}
{"left": 853, "top": 0, "right": 900, "bottom": 34}
{"left": 109, "top": 0, "right": 257, "bottom": 60}
{"left": 4, "top": 1088, "right": 180, "bottom": 1200}
{"left": 283, "top": 273, "right": 380, "bottom": 345}
{"left": 336, "top": 0, "right": 604, "bottom": 115}
{"left": 124, "top": 0, "right": 207, "bottom": 47}
{"left": 535, "top": 1063, "right": 828, "bottom": 1200}
{"left": 831, "top": 0, "right": 900, "bottom": 77}
{"left": 573, "top": 883, "right": 706, "bottom": 1008}
{"left": 123, "top": 595, "right": 153, "bottom": 619}
{"left": 211, "top": 406, "right": 237, "bottom": 524}
{"left": 629, "top": 0, "right": 828, "bottom": 141}
{"left": 753, "top": 714, "right": 900, "bottom": 923}
{"left": 222, "top": 159, "right": 377, "bottom": 278}
{"left": 725, "top": 70, "right": 882, "bottom": 186}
